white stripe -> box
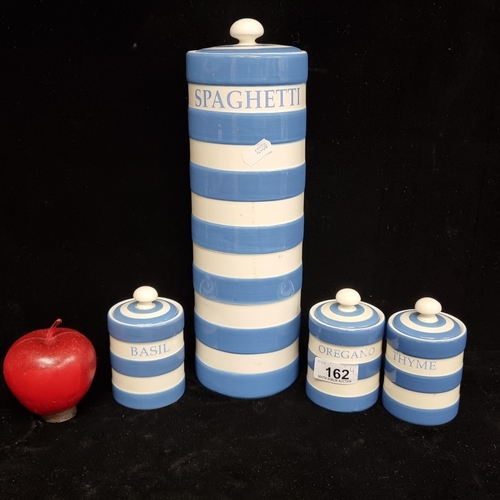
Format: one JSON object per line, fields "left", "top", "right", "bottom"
{"left": 193, "top": 243, "right": 302, "bottom": 279}
{"left": 191, "top": 193, "right": 303, "bottom": 227}
{"left": 308, "top": 335, "right": 382, "bottom": 364}
{"left": 188, "top": 84, "right": 306, "bottom": 113}
{"left": 189, "top": 45, "right": 296, "bottom": 52}
{"left": 112, "top": 365, "right": 184, "bottom": 394}
{"left": 196, "top": 338, "right": 298, "bottom": 374}
{"left": 307, "top": 368, "right": 379, "bottom": 397}
{"left": 385, "top": 344, "right": 463, "bottom": 376}
{"left": 190, "top": 139, "right": 305, "bottom": 172}
{"left": 383, "top": 376, "right": 460, "bottom": 409}
{"left": 194, "top": 291, "right": 301, "bottom": 328}
{"left": 109, "top": 331, "right": 184, "bottom": 361}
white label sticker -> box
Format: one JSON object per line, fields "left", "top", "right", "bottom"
{"left": 242, "top": 139, "right": 273, "bottom": 166}
{"left": 313, "top": 357, "right": 359, "bottom": 385}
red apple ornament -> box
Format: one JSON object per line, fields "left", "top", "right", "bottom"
{"left": 3, "top": 319, "right": 97, "bottom": 423}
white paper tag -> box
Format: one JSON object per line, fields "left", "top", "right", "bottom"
{"left": 313, "top": 357, "right": 359, "bottom": 385}
{"left": 242, "top": 139, "right": 273, "bottom": 166}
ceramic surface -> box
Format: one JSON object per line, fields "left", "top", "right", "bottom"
{"left": 195, "top": 339, "right": 299, "bottom": 399}
{"left": 187, "top": 19, "right": 307, "bottom": 397}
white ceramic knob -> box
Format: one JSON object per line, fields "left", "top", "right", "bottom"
{"left": 133, "top": 286, "right": 158, "bottom": 310}
{"left": 230, "top": 18, "right": 264, "bottom": 45}
{"left": 336, "top": 288, "right": 361, "bottom": 313}
{"left": 415, "top": 297, "right": 441, "bottom": 323}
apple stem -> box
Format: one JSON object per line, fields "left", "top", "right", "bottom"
{"left": 46, "top": 318, "right": 63, "bottom": 341}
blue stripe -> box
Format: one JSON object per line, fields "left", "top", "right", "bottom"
{"left": 194, "top": 312, "right": 300, "bottom": 354}
{"left": 386, "top": 323, "right": 467, "bottom": 359}
{"left": 392, "top": 312, "right": 462, "bottom": 340}
{"left": 307, "top": 350, "right": 381, "bottom": 379}
{"left": 187, "top": 51, "right": 308, "bottom": 85}
{"left": 188, "top": 108, "right": 306, "bottom": 145}
{"left": 108, "top": 309, "right": 184, "bottom": 343}
{"left": 110, "top": 347, "right": 185, "bottom": 377}
{"left": 108, "top": 311, "right": 184, "bottom": 343}
{"left": 405, "top": 312, "right": 448, "bottom": 330}
{"left": 384, "top": 360, "right": 462, "bottom": 393}
{"left": 192, "top": 215, "right": 304, "bottom": 254}
{"left": 382, "top": 389, "right": 459, "bottom": 426}
{"left": 111, "top": 377, "right": 185, "bottom": 410}
{"left": 195, "top": 355, "right": 299, "bottom": 398}
{"left": 110, "top": 300, "right": 178, "bottom": 325}
{"left": 309, "top": 316, "right": 384, "bottom": 347}
{"left": 190, "top": 162, "right": 306, "bottom": 202}
{"left": 306, "top": 381, "right": 379, "bottom": 413}
{"left": 193, "top": 264, "right": 302, "bottom": 304}
{"left": 313, "top": 303, "right": 381, "bottom": 329}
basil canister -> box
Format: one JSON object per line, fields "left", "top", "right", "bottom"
{"left": 108, "top": 286, "right": 185, "bottom": 409}
{"left": 187, "top": 19, "right": 308, "bottom": 398}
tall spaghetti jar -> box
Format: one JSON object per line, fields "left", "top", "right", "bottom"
{"left": 187, "top": 18, "right": 308, "bottom": 398}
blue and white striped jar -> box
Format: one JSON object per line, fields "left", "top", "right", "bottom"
{"left": 306, "top": 289, "right": 385, "bottom": 412}
{"left": 107, "top": 286, "right": 185, "bottom": 409}
{"left": 187, "top": 18, "right": 308, "bottom": 398}
{"left": 382, "top": 297, "right": 467, "bottom": 425}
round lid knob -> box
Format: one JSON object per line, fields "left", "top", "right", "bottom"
{"left": 415, "top": 297, "right": 441, "bottom": 323}
{"left": 230, "top": 18, "right": 264, "bottom": 45}
{"left": 335, "top": 288, "right": 361, "bottom": 312}
{"left": 133, "top": 286, "right": 158, "bottom": 310}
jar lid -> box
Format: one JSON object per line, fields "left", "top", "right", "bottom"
{"left": 386, "top": 297, "right": 467, "bottom": 358}
{"left": 108, "top": 286, "right": 184, "bottom": 343}
{"left": 187, "top": 18, "right": 308, "bottom": 85}
{"left": 309, "top": 289, "right": 385, "bottom": 346}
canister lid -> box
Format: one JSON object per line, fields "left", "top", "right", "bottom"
{"left": 108, "top": 286, "right": 184, "bottom": 343}
{"left": 309, "top": 289, "right": 385, "bottom": 346}
{"left": 386, "top": 297, "right": 467, "bottom": 358}
{"left": 187, "top": 18, "right": 308, "bottom": 85}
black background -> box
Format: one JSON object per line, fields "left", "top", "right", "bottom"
{"left": 1, "top": 1, "right": 499, "bottom": 498}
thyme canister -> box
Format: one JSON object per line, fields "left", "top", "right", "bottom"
{"left": 382, "top": 297, "right": 467, "bottom": 425}
{"left": 108, "top": 286, "right": 185, "bottom": 409}
{"left": 187, "top": 18, "right": 308, "bottom": 398}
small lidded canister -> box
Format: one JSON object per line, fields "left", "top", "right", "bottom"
{"left": 382, "top": 297, "right": 467, "bottom": 425}
{"left": 107, "top": 286, "right": 185, "bottom": 409}
{"left": 187, "top": 18, "right": 307, "bottom": 398}
{"left": 306, "top": 289, "right": 385, "bottom": 412}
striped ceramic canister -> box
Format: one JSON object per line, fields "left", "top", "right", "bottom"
{"left": 382, "top": 297, "right": 467, "bottom": 425}
{"left": 187, "top": 19, "right": 308, "bottom": 398}
{"left": 108, "top": 286, "right": 185, "bottom": 409}
{"left": 306, "top": 289, "right": 386, "bottom": 412}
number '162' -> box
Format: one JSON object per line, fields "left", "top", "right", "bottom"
{"left": 325, "top": 367, "right": 350, "bottom": 380}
